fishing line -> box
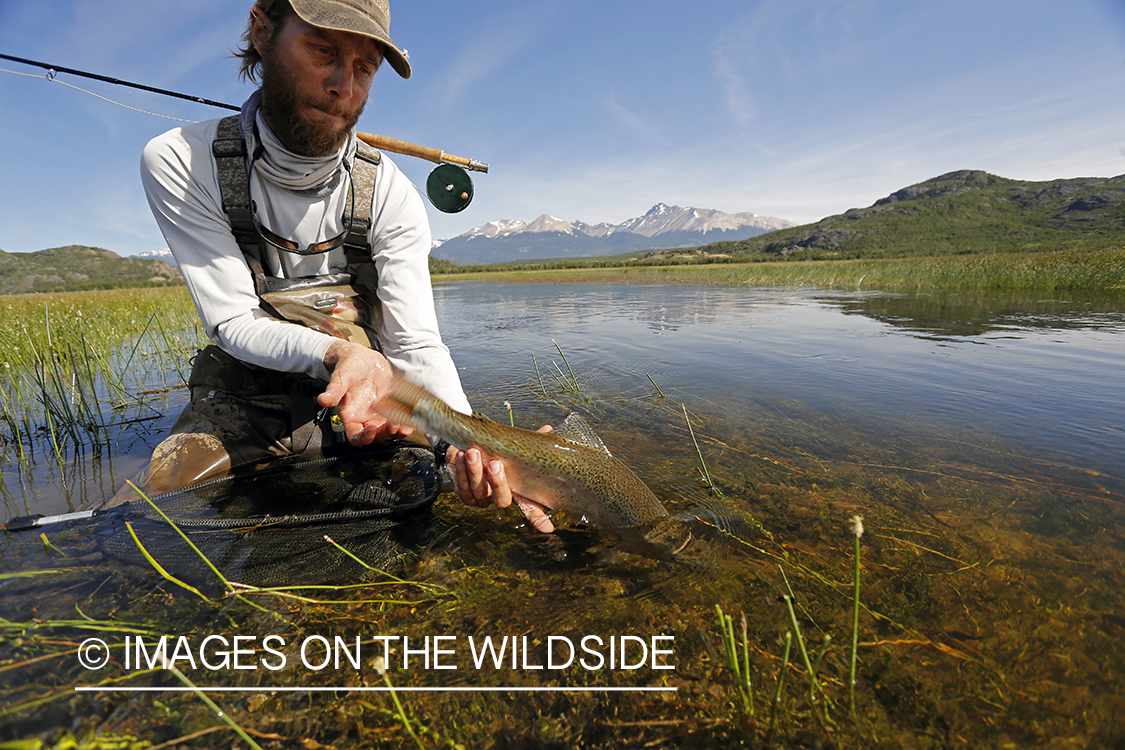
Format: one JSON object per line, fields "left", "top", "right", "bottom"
{"left": 1, "top": 54, "right": 485, "bottom": 210}
{"left": 0, "top": 66, "right": 199, "bottom": 123}
{"left": 1, "top": 61, "right": 444, "bottom": 202}
{"left": 0, "top": 53, "right": 239, "bottom": 111}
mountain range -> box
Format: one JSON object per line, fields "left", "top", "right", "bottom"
{"left": 20, "top": 169, "right": 1118, "bottom": 295}
{"left": 432, "top": 203, "right": 795, "bottom": 265}
{"left": 137, "top": 247, "right": 177, "bottom": 266}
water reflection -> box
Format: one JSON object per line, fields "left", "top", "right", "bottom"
{"left": 817, "top": 288, "right": 1125, "bottom": 338}
{"left": 435, "top": 282, "right": 1125, "bottom": 496}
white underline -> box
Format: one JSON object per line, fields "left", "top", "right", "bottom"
{"left": 75, "top": 686, "right": 676, "bottom": 693}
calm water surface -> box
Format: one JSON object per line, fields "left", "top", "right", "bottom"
{"left": 438, "top": 282, "right": 1124, "bottom": 488}
{"left": 4, "top": 281, "right": 1124, "bottom": 747}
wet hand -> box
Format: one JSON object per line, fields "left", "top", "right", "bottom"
{"left": 448, "top": 427, "right": 555, "bottom": 533}
{"left": 318, "top": 341, "right": 414, "bottom": 445}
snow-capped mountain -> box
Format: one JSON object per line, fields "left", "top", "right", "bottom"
{"left": 434, "top": 204, "right": 794, "bottom": 265}
{"left": 464, "top": 219, "right": 530, "bottom": 240}
{"left": 616, "top": 203, "right": 785, "bottom": 237}
{"left": 135, "top": 248, "right": 177, "bottom": 267}
{"left": 524, "top": 214, "right": 580, "bottom": 234}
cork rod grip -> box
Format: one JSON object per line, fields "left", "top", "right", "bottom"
{"left": 357, "top": 132, "right": 489, "bottom": 173}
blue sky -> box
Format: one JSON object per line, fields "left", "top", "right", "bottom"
{"left": 1, "top": 0, "right": 1124, "bottom": 257}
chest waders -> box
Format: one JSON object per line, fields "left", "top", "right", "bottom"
{"left": 213, "top": 115, "right": 385, "bottom": 348}
{"left": 124, "top": 117, "right": 399, "bottom": 500}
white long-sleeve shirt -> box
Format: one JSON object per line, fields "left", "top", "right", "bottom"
{"left": 140, "top": 113, "right": 471, "bottom": 415}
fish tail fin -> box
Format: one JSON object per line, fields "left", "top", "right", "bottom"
{"left": 373, "top": 373, "right": 431, "bottom": 432}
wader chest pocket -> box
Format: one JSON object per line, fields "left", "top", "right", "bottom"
{"left": 261, "top": 284, "right": 382, "bottom": 350}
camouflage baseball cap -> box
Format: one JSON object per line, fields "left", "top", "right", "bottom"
{"left": 289, "top": 0, "right": 411, "bottom": 78}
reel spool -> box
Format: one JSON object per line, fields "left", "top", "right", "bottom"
{"left": 426, "top": 164, "right": 475, "bottom": 213}
{"left": 355, "top": 133, "right": 487, "bottom": 215}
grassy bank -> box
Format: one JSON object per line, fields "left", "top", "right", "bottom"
{"left": 3, "top": 248, "right": 1122, "bottom": 455}
{"left": 0, "top": 287, "right": 205, "bottom": 455}
{"left": 435, "top": 245, "right": 1125, "bottom": 292}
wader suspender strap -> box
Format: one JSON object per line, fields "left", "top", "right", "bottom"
{"left": 212, "top": 115, "right": 382, "bottom": 295}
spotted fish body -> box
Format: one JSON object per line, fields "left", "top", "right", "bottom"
{"left": 375, "top": 376, "right": 671, "bottom": 528}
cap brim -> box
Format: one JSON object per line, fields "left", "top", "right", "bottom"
{"left": 289, "top": 0, "right": 412, "bottom": 79}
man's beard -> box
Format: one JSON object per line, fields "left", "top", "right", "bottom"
{"left": 259, "top": 56, "right": 365, "bottom": 157}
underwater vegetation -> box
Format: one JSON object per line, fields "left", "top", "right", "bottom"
{"left": 1, "top": 289, "right": 1123, "bottom": 748}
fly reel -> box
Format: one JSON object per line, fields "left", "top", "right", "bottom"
{"left": 355, "top": 132, "right": 488, "bottom": 214}
{"left": 426, "top": 164, "right": 474, "bottom": 213}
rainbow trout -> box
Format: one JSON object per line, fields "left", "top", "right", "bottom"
{"left": 375, "top": 376, "right": 691, "bottom": 557}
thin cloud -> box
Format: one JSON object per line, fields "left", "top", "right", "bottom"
{"left": 710, "top": 25, "right": 758, "bottom": 125}
{"left": 605, "top": 92, "right": 663, "bottom": 143}
{"left": 434, "top": 5, "right": 564, "bottom": 113}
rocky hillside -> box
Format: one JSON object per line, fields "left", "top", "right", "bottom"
{"left": 0, "top": 245, "right": 182, "bottom": 295}
{"left": 706, "top": 171, "right": 1125, "bottom": 260}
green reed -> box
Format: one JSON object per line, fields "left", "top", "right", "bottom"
{"left": 782, "top": 594, "right": 829, "bottom": 715}
{"left": 736, "top": 247, "right": 1125, "bottom": 291}
{"left": 535, "top": 338, "right": 584, "bottom": 395}
{"left": 0, "top": 288, "right": 207, "bottom": 458}
{"left": 440, "top": 246, "right": 1125, "bottom": 292}
{"left": 714, "top": 604, "right": 754, "bottom": 717}
{"left": 358, "top": 694, "right": 463, "bottom": 750}
{"left": 850, "top": 515, "right": 864, "bottom": 723}
{"left": 770, "top": 632, "right": 793, "bottom": 734}
{"left": 165, "top": 662, "right": 265, "bottom": 750}
{"left": 713, "top": 517, "right": 873, "bottom": 738}
{"left": 683, "top": 404, "right": 714, "bottom": 490}
{"left": 552, "top": 339, "right": 582, "bottom": 391}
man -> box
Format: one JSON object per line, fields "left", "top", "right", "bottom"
{"left": 136, "top": 0, "right": 553, "bottom": 532}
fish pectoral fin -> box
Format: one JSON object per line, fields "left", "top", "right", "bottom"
{"left": 553, "top": 413, "right": 612, "bottom": 454}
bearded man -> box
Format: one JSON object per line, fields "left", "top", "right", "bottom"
{"left": 136, "top": 0, "right": 553, "bottom": 532}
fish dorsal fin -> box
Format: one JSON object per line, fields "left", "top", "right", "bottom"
{"left": 554, "top": 413, "right": 612, "bottom": 454}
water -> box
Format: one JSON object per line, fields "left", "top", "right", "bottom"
{"left": 3, "top": 281, "right": 1125, "bottom": 747}
{"left": 438, "top": 283, "right": 1124, "bottom": 490}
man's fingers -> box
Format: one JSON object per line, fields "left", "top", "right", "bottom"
{"left": 452, "top": 451, "right": 473, "bottom": 504}
{"left": 317, "top": 378, "right": 344, "bottom": 408}
{"left": 512, "top": 496, "right": 555, "bottom": 533}
{"left": 486, "top": 461, "right": 512, "bottom": 509}
{"left": 445, "top": 448, "right": 553, "bottom": 534}
{"left": 465, "top": 449, "right": 489, "bottom": 501}
{"left": 454, "top": 449, "right": 489, "bottom": 507}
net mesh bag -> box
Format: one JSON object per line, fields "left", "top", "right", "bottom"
{"left": 99, "top": 442, "right": 444, "bottom": 590}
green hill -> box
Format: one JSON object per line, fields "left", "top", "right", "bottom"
{"left": 701, "top": 170, "right": 1125, "bottom": 260}
{"left": 0, "top": 245, "right": 181, "bottom": 295}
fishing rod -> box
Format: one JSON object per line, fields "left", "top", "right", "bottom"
{"left": 1, "top": 53, "right": 239, "bottom": 111}
{"left": 1, "top": 52, "right": 486, "bottom": 212}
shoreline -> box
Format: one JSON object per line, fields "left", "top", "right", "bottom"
{"left": 433, "top": 245, "right": 1125, "bottom": 292}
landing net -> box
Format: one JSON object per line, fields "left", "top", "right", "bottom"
{"left": 96, "top": 442, "right": 443, "bottom": 589}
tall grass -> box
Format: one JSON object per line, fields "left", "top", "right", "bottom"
{"left": 437, "top": 246, "right": 1125, "bottom": 292}
{"left": 0, "top": 288, "right": 206, "bottom": 458}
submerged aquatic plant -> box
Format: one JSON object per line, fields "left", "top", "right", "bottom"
{"left": 715, "top": 604, "right": 754, "bottom": 717}
{"left": 165, "top": 660, "right": 265, "bottom": 750}
{"left": 683, "top": 404, "right": 714, "bottom": 490}
{"left": 552, "top": 339, "right": 582, "bottom": 392}
{"left": 769, "top": 631, "right": 793, "bottom": 734}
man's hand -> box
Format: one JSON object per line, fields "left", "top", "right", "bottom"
{"left": 447, "top": 426, "right": 556, "bottom": 533}
{"left": 318, "top": 340, "right": 413, "bottom": 445}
